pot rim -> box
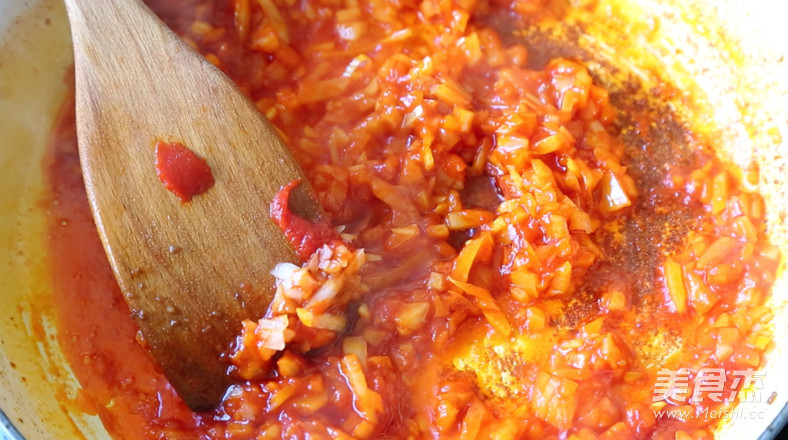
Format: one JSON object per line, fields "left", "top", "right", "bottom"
{"left": 1, "top": 409, "right": 24, "bottom": 440}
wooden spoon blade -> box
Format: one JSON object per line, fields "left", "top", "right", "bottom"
{"left": 64, "top": 0, "right": 318, "bottom": 410}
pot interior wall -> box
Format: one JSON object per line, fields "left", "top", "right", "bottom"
{"left": 0, "top": 0, "right": 109, "bottom": 438}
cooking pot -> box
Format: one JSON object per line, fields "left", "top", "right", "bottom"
{"left": 1, "top": 0, "right": 786, "bottom": 438}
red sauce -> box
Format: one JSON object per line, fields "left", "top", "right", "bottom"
{"left": 270, "top": 180, "right": 341, "bottom": 261}
{"left": 44, "top": 0, "right": 781, "bottom": 439}
{"left": 154, "top": 140, "right": 215, "bottom": 202}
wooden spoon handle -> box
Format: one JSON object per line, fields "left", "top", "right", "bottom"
{"left": 65, "top": 0, "right": 319, "bottom": 409}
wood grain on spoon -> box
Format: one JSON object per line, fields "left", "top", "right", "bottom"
{"left": 64, "top": 0, "right": 321, "bottom": 410}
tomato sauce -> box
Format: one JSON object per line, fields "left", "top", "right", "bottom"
{"left": 45, "top": 0, "right": 781, "bottom": 439}
{"left": 154, "top": 140, "right": 215, "bottom": 202}
{"left": 270, "top": 180, "right": 341, "bottom": 261}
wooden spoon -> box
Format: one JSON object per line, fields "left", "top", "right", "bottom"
{"left": 64, "top": 0, "right": 321, "bottom": 410}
